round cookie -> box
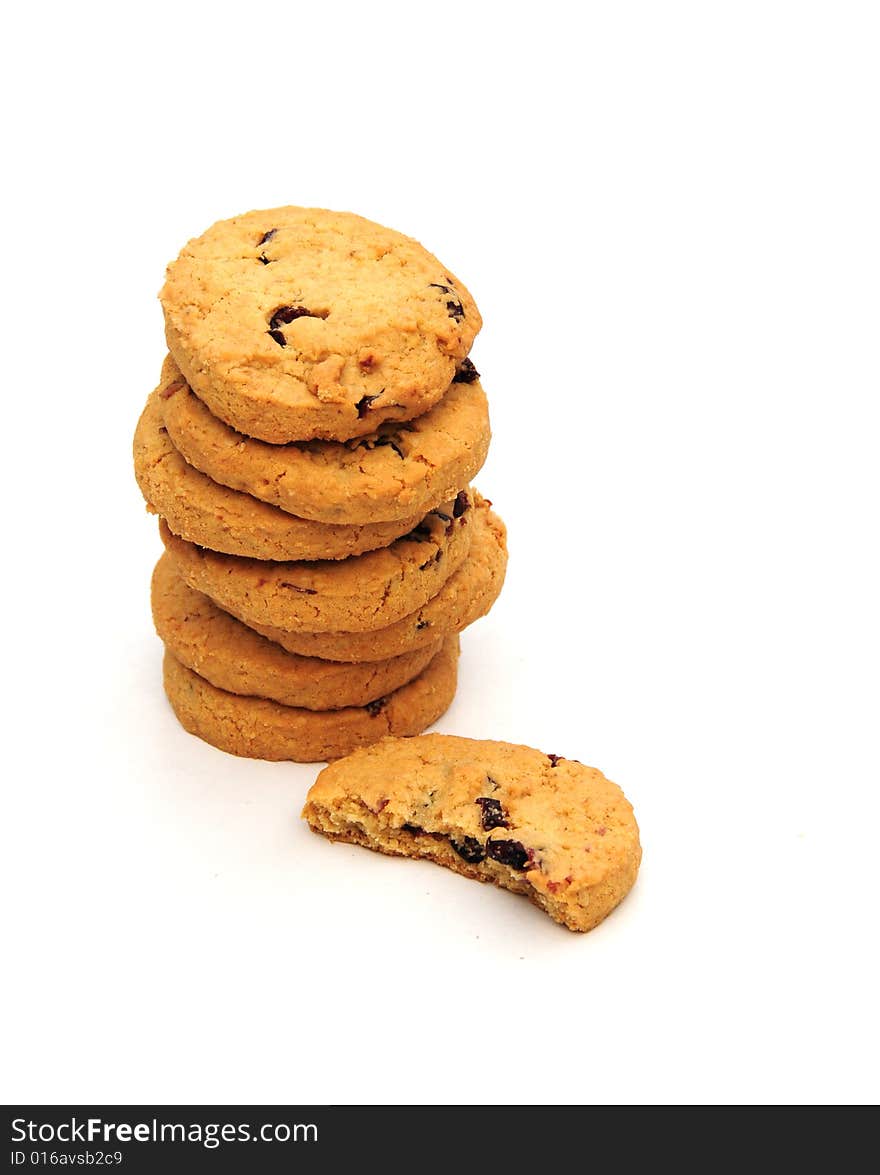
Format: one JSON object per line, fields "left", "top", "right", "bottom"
{"left": 303, "top": 734, "right": 641, "bottom": 933}
{"left": 159, "top": 490, "right": 475, "bottom": 634}
{"left": 160, "top": 207, "right": 481, "bottom": 443}
{"left": 160, "top": 354, "right": 490, "bottom": 524}
{"left": 152, "top": 554, "right": 442, "bottom": 710}
{"left": 134, "top": 375, "right": 425, "bottom": 561}
{"left": 243, "top": 499, "right": 507, "bottom": 662}
{"left": 162, "top": 637, "right": 460, "bottom": 763}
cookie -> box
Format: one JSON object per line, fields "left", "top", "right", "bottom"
{"left": 303, "top": 735, "right": 641, "bottom": 933}
{"left": 241, "top": 499, "right": 507, "bottom": 662}
{"left": 162, "top": 637, "right": 460, "bottom": 763}
{"left": 160, "top": 207, "right": 481, "bottom": 443}
{"left": 135, "top": 362, "right": 426, "bottom": 558}
{"left": 135, "top": 376, "right": 428, "bottom": 561}
{"left": 152, "top": 554, "right": 441, "bottom": 710}
{"left": 160, "top": 354, "right": 490, "bottom": 524}
{"left": 159, "top": 489, "right": 475, "bottom": 633}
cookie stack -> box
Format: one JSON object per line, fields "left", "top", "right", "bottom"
{"left": 134, "top": 206, "right": 507, "bottom": 762}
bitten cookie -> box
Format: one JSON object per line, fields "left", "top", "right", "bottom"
{"left": 161, "top": 207, "right": 481, "bottom": 443}
{"left": 134, "top": 376, "right": 425, "bottom": 561}
{"left": 303, "top": 735, "right": 641, "bottom": 933}
{"left": 163, "top": 638, "right": 460, "bottom": 763}
{"left": 242, "top": 498, "right": 508, "bottom": 661}
{"left": 152, "top": 554, "right": 441, "bottom": 710}
{"left": 159, "top": 490, "right": 475, "bottom": 633}
{"left": 160, "top": 354, "right": 490, "bottom": 525}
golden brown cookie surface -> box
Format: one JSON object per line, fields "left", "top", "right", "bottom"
{"left": 162, "top": 638, "right": 459, "bottom": 763}
{"left": 160, "top": 354, "right": 490, "bottom": 525}
{"left": 161, "top": 207, "right": 481, "bottom": 443}
{"left": 152, "top": 554, "right": 441, "bottom": 710}
{"left": 304, "top": 735, "right": 641, "bottom": 932}
{"left": 134, "top": 372, "right": 426, "bottom": 561}
{"left": 243, "top": 498, "right": 507, "bottom": 661}
{"left": 159, "top": 490, "right": 476, "bottom": 633}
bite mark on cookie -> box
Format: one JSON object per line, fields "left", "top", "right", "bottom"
{"left": 302, "top": 733, "right": 639, "bottom": 932}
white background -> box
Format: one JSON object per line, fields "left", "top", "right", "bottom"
{"left": 3, "top": 1, "right": 878, "bottom": 1106}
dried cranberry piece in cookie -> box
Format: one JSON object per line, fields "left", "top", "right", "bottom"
{"left": 429, "top": 282, "right": 465, "bottom": 322}
{"left": 486, "top": 840, "right": 531, "bottom": 870}
{"left": 267, "top": 305, "right": 327, "bottom": 344}
{"left": 373, "top": 436, "right": 405, "bottom": 458}
{"left": 453, "top": 357, "right": 480, "bottom": 383}
{"left": 269, "top": 305, "right": 325, "bottom": 330}
{"left": 402, "top": 824, "right": 444, "bottom": 841}
{"left": 451, "top": 837, "right": 486, "bottom": 864}
{"left": 419, "top": 549, "right": 442, "bottom": 571}
{"left": 355, "top": 391, "right": 383, "bottom": 418}
{"left": 476, "top": 797, "right": 508, "bottom": 830}
{"left": 256, "top": 228, "right": 278, "bottom": 264}
{"left": 453, "top": 490, "right": 469, "bottom": 518}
